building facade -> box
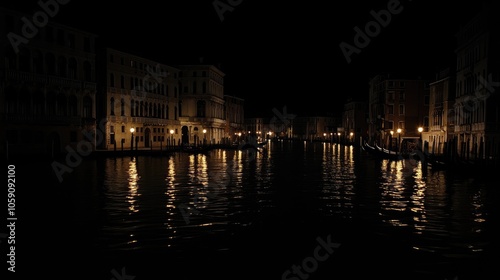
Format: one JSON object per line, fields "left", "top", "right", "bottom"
{"left": 453, "top": 5, "right": 500, "bottom": 159}
{"left": 422, "top": 68, "right": 455, "bottom": 155}
{"left": 224, "top": 95, "right": 245, "bottom": 143}
{"left": 1, "top": 8, "right": 98, "bottom": 158}
{"left": 98, "top": 48, "right": 181, "bottom": 150}
{"left": 293, "top": 115, "right": 340, "bottom": 141}
{"left": 342, "top": 100, "right": 368, "bottom": 145}
{"left": 368, "top": 73, "right": 430, "bottom": 149}
{"left": 178, "top": 65, "right": 226, "bottom": 145}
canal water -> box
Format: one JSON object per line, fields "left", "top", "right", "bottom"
{"left": 15, "top": 141, "right": 499, "bottom": 279}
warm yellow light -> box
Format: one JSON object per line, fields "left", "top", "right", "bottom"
{"left": 397, "top": 128, "right": 402, "bottom": 133}
{"left": 390, "top": 131, "right": 394, "bottom": 135}
{"left": 169, "top": 129, "right": 174, "bottom": 135}
{"left": 238, "top": 132, "right": 241, "bottom": 136}
{"left": 130, "top": 128, "right": 135, "bottom": 133}
{"left": 323, "top": 133, "right": 327, "bottom": 136}
{"left": 202, "top": 129, "right": 207, "bottom": 134}
{"left": 418, "top": 127, "right": 423, "bottom": 133}
{"left": 350, "top": 132, "right": 354, "bottom": 136}
{"left": 337, "top": 133, "right": 341, "bottom": 136}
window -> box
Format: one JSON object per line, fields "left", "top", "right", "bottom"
{"left": 399, "top": 92, "right": 405, "bottom": 101}
{"left": 193, "top": 82, "right": 197, "bottom": 93}
{"left": 84, "top": 37, "right": 91, "bottom": 52}
{"left": 131, "top": 99, "right": 135, "bottom": 117}
{"left": 120, "top": 99, "right": 125, "bottom": 116}
{"left": 109, "top": 73, "right": 115, "bottom": 87}
{"left": 121, "top": 126, "right": 125, "bottom": 133}
{"left": 83, "top": 96, "right": 92, "bottom": 118}
{"left": 386, "top": 121, "right": 394, "bottom": 130}
{"left": 388, "top": 104, "right": 394, "bottom": 115}
{"left": 83, "top": 61, "right": 92, "bottom": 82}
{"left": 399, "top": 81, "right": 405, "bottom": 88}
{"left": 202, "top": 82, "right": 207, "bottom": 93}
{"left": 387, "top": 91, "right": 394, "bottom": 102}
{"left": 197, "top": 100, "right": 206, "bottom": 117}
{"left": 110, "top": 98, "right": 115, "bottom": 115}
{"left": 399, "top": 104, "right": 405, "bottom": 115}
{"left": 174, "top": 106, "right": 178, "bottom": 120}
{"left": 120, "top": 75, "right": 125, "bottom": 89}
{"left": 398, "top": 121, "right": 405, "bottom": 129}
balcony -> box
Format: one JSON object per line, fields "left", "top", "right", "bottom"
{"left": 6, "top": 70, "right": 96, "bottom": 90}
{"left": 4, "top": 114, "right": 83, "bottom": 126}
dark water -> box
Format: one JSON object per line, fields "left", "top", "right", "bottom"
{"left": 15, "top": 141, "right": 500, "bottom": 279}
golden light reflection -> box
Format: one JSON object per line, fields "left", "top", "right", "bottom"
{"left": 321, "top": 143, "right": 355, "bottom": 218}
{"left": 127, "top": 158, "right": 140, "bottom": 213}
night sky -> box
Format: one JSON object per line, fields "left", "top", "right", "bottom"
{"left": 3, "top": 0, "right": 491, "bottom": 117}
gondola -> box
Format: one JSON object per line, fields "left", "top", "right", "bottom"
{"left": 362, "top": 142, "right": 402, "bottom": 160}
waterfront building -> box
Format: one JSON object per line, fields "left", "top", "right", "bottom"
{"left": 368, "top": 73, "right": 430, "bottom": 150}
{"left": 177, "top": 65, "right": 226, "bottom": 145}
{"left": 1, "top": 7, "right": 98, "bottom": 158}
{"left": 97, "top": 48, "right": 181, "bottom": 150}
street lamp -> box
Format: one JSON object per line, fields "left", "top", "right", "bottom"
{"left": 323, "top": 132, "right": 327, "bottom": 141}
{"left": 130, "top": 128, "right": 135, "bottom": 151}
{"left": 396, "top": 128, "right": 402, "bottom": 153}
{"left": 418, "top": 127, "right": 423, "bottom": 151}
{"left": 203, "top": 129, "right": 207, "bottom": 146}
{"left": 170, "top": 129, "right": 174, "bottom": 147}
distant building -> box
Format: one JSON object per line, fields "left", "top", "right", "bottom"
{"left": 342, "top": 100, "right": 368, "bottom": 145}
{"left": 422, "top": 68, "right": 455, "bottom": 155}
{"left": 224, "top": 95, "right": 245, "bottom": 143}
{"left": 1, "top": 7, "right": 98, "bottom": 158}
{"left": 368, "top": 73, "right": 430, "bottom": 149}
{"left": 178, "top": 65, "right": 226, "bottom": 145}
{"left": 245, "top": 117, "right": 269, "bottom": 141}
{"left": 97, "top": 48, "right": 181, "bottom": 150}
{"left": 293, "top": 115, "right": 340, "bottom": 141}
{"left": 453, "top": 5, "right": 500, "bottom": 159}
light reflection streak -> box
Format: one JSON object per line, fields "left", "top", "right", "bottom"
{"left": 127, "top": 158, "right": 140, "bottom": 213}
{"left": 321, "top": 143, "right": 355, "bottom": 218}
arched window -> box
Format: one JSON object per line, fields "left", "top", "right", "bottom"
{"left": 68, "top": 57, "right": 77, "bottom": 79}
{"left": 57, "top": 94, "right": 67, "bottom": 116}
{"left": 69, "top": 95, "right": 77, "bottom": 117}
{"left": 83, "top": 96, "right": 92, "bottom": 118}
{"left": 33, "top": 90, "right": 45, "bottom": 115}
{"left": 110, "top": 97, "right": 115, "bottom": 115}
{"left": 120, "top": 98, "right": 125, "bottom": 116}
{"left": 46, "top": 91, "right": 57, "bottom": 115}
{"left": 197, "top": 100, "right": 206, "bottom": 117}
{"left": 166, "top": 105, "right": 169, "bottom": 119}
{"left": 83, "top": 61, "right": 92, "bottom": 82}
{"left": 131, "top": 99, "right": 135, "bottom": 117}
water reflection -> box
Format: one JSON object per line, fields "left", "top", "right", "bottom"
{"left": 55, "top": 141, "right": 496, "bottom": 278}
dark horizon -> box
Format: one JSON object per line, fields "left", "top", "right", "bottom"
{"left": 1, "top": 0, "right": 491, "bottom": 117}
